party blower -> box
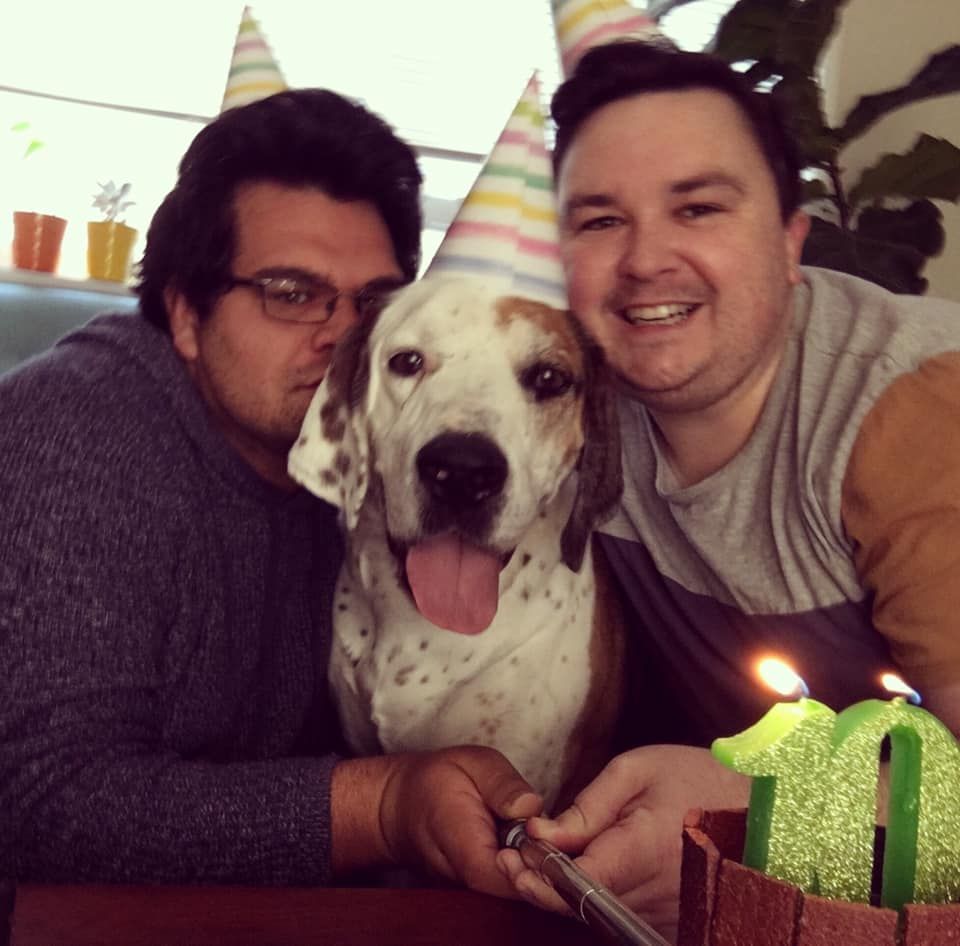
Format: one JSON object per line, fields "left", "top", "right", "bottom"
{"left": 499, "top": 820, "right": 670, "bottom": 945}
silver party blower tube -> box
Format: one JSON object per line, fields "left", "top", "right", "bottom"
{"left": 499, "top": 819, "right": 671, "bottom": 946}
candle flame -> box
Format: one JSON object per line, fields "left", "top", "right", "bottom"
{"left": 757, "top": 657, "right": 809, "bottom": 699}
{"left": 881, "top": 673, "right": 922, "bottom": 705}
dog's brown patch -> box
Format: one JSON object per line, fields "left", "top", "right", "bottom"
{"left": 495, "top": 296, "right": 588, "bottom": 469}
{"left": 495, "top": 296, "right": 584, "bottom": 376}
{"left": 334, "top": 451, "right": 351, "bottom": 476}
{"left": 320, "top": 402, "right": 346, "bottom": 442}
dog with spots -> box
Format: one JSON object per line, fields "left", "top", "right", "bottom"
{"left": 289, "top": 275, "right": 625, "bottom": 809}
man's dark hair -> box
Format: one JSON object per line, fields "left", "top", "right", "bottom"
{"left": 551, "top": 41, "right": 803, "bottom": 220}
{"left": 136, "top": 88, "right": 423, "bottom": 331}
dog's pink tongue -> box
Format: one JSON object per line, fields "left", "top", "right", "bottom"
{"left": 406, "top": 534, "right": 500, "bottom": 634}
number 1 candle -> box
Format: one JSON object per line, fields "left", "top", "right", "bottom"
{"left": 711, "top": 658, "right": 836, "bottom": 890}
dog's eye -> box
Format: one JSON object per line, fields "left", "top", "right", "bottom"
{"left": 388, "top": 350, "right": 424, "bottom": 377}
{"left": 521, "top": 362, "right": 574, "bottom": 401}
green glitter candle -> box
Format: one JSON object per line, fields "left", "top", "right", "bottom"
{"left": 712, "top": 659, "right": 836, "bottom": 891}
{"left": 817, "top": 688, "right": 960, "bottom": 911}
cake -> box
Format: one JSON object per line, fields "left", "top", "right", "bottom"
{"left": 677, "top": 808, "right": 960, "bottom": 945}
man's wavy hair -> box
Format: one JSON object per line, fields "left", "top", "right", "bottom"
{"left": 136, "top": 89, "right": 423, "bottom": 331}
{"left": 551, "top": 41, "right": 803, "bottom": 221}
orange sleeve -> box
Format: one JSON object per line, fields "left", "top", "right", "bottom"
{"left": 841, "top": 351, "right": 960, "bottom": 690}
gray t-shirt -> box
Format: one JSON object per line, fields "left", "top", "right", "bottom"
{"left": 604, "top": 267, "right": 960, "bottom": 744}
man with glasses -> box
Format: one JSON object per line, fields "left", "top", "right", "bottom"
{"left": 0, "top": 90, "right": 540, "bottom": 890}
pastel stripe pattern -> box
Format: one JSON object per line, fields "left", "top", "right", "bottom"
{"left": 426, "top": 74, "right": 567, "bottom": 309}
{"left": 220, "top": 6, "right": 287, "bottom": 113}
{"left": 552, "top": 0, "right": 674, "bottom": 75}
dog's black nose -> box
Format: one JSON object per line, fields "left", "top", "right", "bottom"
{"left": 417, "top": 433, "right": 508, "bottom": 507}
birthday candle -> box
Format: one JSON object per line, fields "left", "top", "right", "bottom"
{"left": 816, "top": 676, "right": 960, "bottom": 910}
{"left": 712, "top": 658, "right": 836, "bottom": 890}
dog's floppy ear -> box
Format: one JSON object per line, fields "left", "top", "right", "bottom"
{"left": 561, "top": 321, "right": 623, "bottom": 572}
{"left": 288, "top": 309, "right": 381, "bottom": 529}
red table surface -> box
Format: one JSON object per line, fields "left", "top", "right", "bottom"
{"left": 1, "top": 883, "right": 600, "bottom": 946}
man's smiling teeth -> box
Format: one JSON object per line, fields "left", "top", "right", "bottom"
{"left": 622, "top": 302, "right": 698, "bottom": 326}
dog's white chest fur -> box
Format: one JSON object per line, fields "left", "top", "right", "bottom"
{"left": 331, "top": 480, "right": 595, "bottom": 802}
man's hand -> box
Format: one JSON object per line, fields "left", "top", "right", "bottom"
{"left": 497, "top": 744, "right": 750, "bottom": 941}
{"left": 332, "top": 746, "right": 542, "bottom": 897}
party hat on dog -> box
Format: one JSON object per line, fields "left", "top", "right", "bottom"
{"left": 220, "top": 6, "right": 287, "bottom": 112}
{"left": 425, "top": 73, "right": 566, "bottom": 310}
{"left": 552, "top": 0, "right": 674, "bottom": 75}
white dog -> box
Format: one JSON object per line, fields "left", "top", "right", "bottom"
{"left": 289, "top": 276, "right": 624, "bottom": 808}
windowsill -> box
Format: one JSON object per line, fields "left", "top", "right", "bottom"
{"left": 0, "top": 266, "right": 134, "bottom": 296}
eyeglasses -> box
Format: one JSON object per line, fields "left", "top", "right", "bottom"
{"left": 226, "top": 272, "right": 406, "bottom": 324}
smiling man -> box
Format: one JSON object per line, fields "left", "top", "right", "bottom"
{"left": 558, "top": 87, "right": 809, "bottom": 485}
{"left": 0, "top": 89, "right": 540, "bottom": 893}
{"left": 498, "top": 42, "right": 960, "bottom": 940}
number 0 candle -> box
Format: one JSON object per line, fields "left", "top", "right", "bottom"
{"left": 711, "top": 658, "right": 835, "bottom": 890}
{"left": 817, "top": 675, "right": 960, "bottom": 910}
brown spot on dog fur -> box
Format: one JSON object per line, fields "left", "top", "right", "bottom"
{"left": 495, "top": 296, "right": 587, "bottom": 471}
{"left": 495, "top": 296, "right": 584, "bottom": 375}
{"left": 320, "top": 402, "right": 346, "bottom": 442}
{"left": 334, "top": 451, "right": 351, "bottom": 475}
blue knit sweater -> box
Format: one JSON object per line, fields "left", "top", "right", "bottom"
{"left": 0, "top": 313, "right": 344, "bottom": 883}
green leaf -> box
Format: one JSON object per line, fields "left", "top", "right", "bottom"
{"left": 857, "top": 199, "right": 945, "bottom": 259}
{"left": 711, "top": 0, "right": 849, "bottom": 75}
{"left": 10, "top": 121, "right": 30, "bottom": 133}
{"left": 801, "top": 178, "right": 832, "bottom": 203}
{"left": 838, "top": 45, "right": 960, "bottom": 143}
{"left": 710, "top": 1, "right": 843, "bottom": 168}
{"left": 770, "top": 67, "right": 838, "bottom": 166}
{"left": 848, "top": 135, "right": 960, "bottom": 208}
{"left": 775, "top": 0, "right": 849, "bottom": 75}
{"left": 711, "top": 0, "right": 789, "bottom": 64}
{"left": 23, "top": 139, "right": 44, "bottom": 159}
{"left": 802, "top": 203, "right": 943, "bottom": 294}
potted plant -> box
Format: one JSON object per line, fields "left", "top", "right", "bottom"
{"left": 9, "top": 121, "right": 68, "bottom": 274}
{"left": 653, "top": 0, "right": 960, "bottom": 294}
{"left": 87, "top": 180, "right": 137, "bottom": 283}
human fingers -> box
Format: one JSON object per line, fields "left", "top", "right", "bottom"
{"left": 452, "top": 745, "right": 543, "bottom": 822}
{"left": 430, "top": 746, "right": 542, "bottom": 896}
{"left": 526, "top": 748, "right": 654, "bottom": 848}
{"left": 495, "top": 847, "right": 574, "bottom": 915}
{"left": 380, "top": 747, "right": 541, "bottom": 898}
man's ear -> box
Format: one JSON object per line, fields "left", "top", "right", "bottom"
{"left": 784, "top": 210, "right": 811, "bottom": 286}
{"left": 166, "top": 289, "right": 200, "bottom": 363}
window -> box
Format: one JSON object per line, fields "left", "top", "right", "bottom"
{"left": 1, "top": 0, "right": 734, "bottom": 278}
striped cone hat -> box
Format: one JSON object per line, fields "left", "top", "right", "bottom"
{"left": 425, "top": 73, "right": 566, "bottom": 310}
{"left": 220, "top": 6, "right": 287, "bottom": 112}
{"left": 553, "top": 0, "right": 674, "bottom": 75}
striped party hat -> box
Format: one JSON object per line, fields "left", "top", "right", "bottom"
{"left": 220, "top": 6, "right": 288, "bottom": 113}
{"left": 425, "top": 73, "right": 566, "bottom": 309}
{"left": 553, "top": 0, "right": 674, "bottom": 75}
